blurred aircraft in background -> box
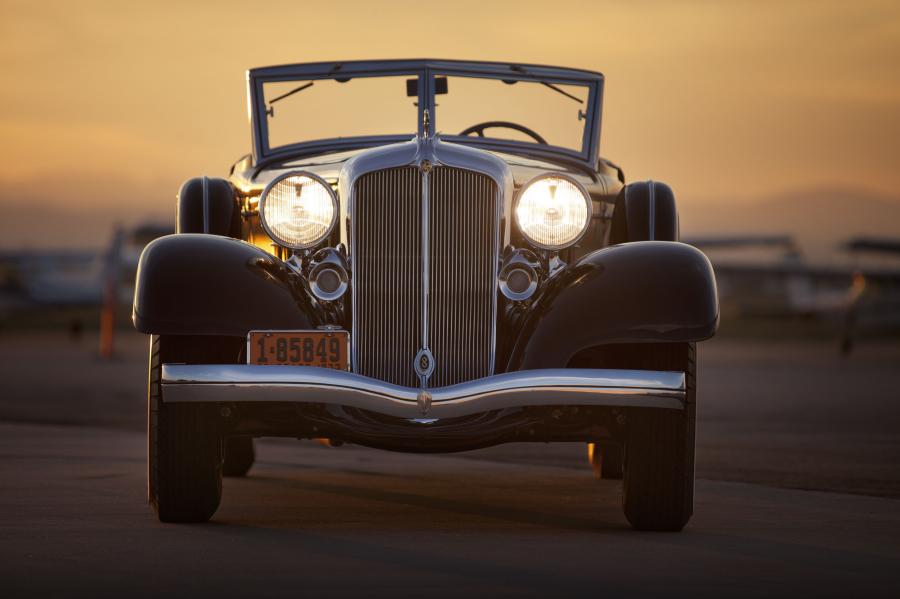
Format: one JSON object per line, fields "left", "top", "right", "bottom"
{"left": 687, "top": 235, "right": 855, "bottom": 318}
{"left": 686, "top": 235, "right": 900, "bottom": 352}
{"left": 2, "top": 226, "right": 897, "bottom": 354}
{"left": 0, "top": 223, "right": 171, "bottom": 313}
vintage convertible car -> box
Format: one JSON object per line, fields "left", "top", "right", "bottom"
{"left": 133, "top": 59, "right": 718, "bottom": 530}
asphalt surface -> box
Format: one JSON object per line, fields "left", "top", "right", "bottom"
{"left": 1, "top": 331, "right": 900, "bottom": 596}
{"left": 3, "top": 423, "right": 900, "bottom": 597}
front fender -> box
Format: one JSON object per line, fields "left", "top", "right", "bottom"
{"left": 506, "top": 241, "right": 718, "bottom": 370}
{"left": 133, "top": 234, "right": 326, "bottom": 336}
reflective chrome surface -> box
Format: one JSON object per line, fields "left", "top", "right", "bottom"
{"left": 307, "top": 248, "right": 349, "bottom": 302}
{"left": 259, "top": 170, "right": 339, "bottom": 250}
{"left": 350, "top": 163, "right": 499, "bottom": 388}
{"left": 428, "top": 166, "right": 498, "bottom": 386}
{"left": 419, "top": 161, "right": 432, "bottom": 387}
{"left": 499, "top": 248, "right": 541, "bottom": 302}
{"left": 352, "top": 166, "right": 422, "bottom": 387}
{"left": 338, "top": 136, "right": 515, "bottom": 247}
{"left": 162, "top": 365, "right": 686, "bottom": 419}
{"left": 513, "top": 172, "right": 593, "bottom": 251}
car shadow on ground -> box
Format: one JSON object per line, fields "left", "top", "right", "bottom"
{"left": 232, "top": 472, "right": 625, "bottom": 533}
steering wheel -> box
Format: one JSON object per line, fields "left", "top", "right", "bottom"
{"left": 459, "top": 121, "right": 548, "bottom": 145}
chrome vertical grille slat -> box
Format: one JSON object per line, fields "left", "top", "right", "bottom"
{"left": 353, "top": 167, "right": 422, "bottom": 388}
{"left": 352, "top": 165, "right": 498, "bottom": 387}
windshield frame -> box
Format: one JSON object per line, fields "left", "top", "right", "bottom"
{"left": 247, "top": 59, "right": 604, "bottom": 170}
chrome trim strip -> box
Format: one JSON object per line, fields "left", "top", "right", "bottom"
{"left": 420, "top": 163, "right": 431, "bottom": 388}
{"left": 161, "top": 365, "right": 686, "bottom": 419}
{"left": 490, "top": 179, "right": 501, "bottom": 376}
{"left": 647, "top": 179, "right": 656, "bottom": 241}
{"left": 201, "top": 176, "right": 210, "bottom": 234}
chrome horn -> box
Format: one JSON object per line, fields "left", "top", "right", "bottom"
{"left": 308, "top": 247, "right": 349, "bottom": 302}
{"left": 499, "top": 248, "right": 541, "bottom": 302}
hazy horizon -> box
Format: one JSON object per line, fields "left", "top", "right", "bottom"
{"left": 1, "top": 0, "right": 899, "bottom": 250}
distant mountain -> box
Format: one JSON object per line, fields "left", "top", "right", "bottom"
{"left": 681, "top": 187, "right": 900, "bottom": 262}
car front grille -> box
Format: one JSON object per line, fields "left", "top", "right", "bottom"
{"left": 352, "top": 165, "right": 498, "bottom": 388}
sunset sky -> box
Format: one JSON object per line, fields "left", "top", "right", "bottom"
{"left": 1, "top": 0, "right": 899, "bottom": 248}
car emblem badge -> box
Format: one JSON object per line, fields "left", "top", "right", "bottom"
{"left": 416, "top": 390, "right": 433, "bottom": 415}
{"left": 414, "top": 347, "right": 435, "bottom": 380}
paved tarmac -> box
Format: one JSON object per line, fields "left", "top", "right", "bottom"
{"left": 2, "top": 331, "right": 899, "bottom": 497}
{"left": 1, "top": 331, "right": 900, "bottom": 596}
{"left": 2, "top": 422, "right": 899, "bottom": 597}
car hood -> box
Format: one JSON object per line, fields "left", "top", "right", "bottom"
{"left": 234, "top": 139, "right": 608, "bottom": 197}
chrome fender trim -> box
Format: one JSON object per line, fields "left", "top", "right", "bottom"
{"left": 161, "top": 366, "right": 685, "bottom": 419}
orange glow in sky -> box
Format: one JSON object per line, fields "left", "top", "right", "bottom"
{"left": 0, "top": 0, "right": 898, "bottom": 247}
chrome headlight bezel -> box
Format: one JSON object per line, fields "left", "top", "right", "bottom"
{"left": 259, "top": 170, "right": 338, "bottom": 250}
{"left": 514, "top": 173, "right": 592, "bottom": 251}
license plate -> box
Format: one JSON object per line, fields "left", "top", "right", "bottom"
{"left": 247, "top": 330, "right": 349, "bottom": 369}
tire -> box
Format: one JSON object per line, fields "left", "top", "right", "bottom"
{"left": 622, "top": 342, "right": 696, "bottom": 531}
{"left": 148, "top": 335, "right": 223, "bottom": 523}
{"left": 588, "top": 442, "right": 624, "bottom": 480}
{"left": 223, "top": 437, "right": 255, "bottom": 477}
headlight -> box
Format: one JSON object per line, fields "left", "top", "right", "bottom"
{"left": 260, "top": 171, "right": 337, "bottom": 249}
{"left": 514, "top": 174, "right": 591, "bottom": 250}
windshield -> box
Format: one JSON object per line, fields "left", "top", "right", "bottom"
{"left": 252, "top": 62, "right": 600, "bottom": 162}
{"left": 263, "top": 75, "right": 418, "bottom": 150}
{"left": 435, "top": 75, "right": 589, "bottom": 151}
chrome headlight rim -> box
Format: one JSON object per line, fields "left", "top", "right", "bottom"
{"left": 259, "top": 170, "right": 338, "bottom": 250}
{"left": 514, "top": 172, "right": 592, "bottom": 251}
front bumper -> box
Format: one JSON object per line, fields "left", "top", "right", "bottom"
{"left": 161, "top": 365, "right": 685, "bottom": 420}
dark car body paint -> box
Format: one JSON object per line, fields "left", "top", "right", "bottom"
{"left": 610, "top": 180, "right": 679, "bottom": 244}
{"left": 134, "top": 237, "right": 716, "bottom": 368}
{"left": 177, "top": 177, "right": 242, "bottom": 238}
{"left": 503, "top": 241, "right": 718, "bottom": 371}
{"left": 133, "top": 234, "right": 329, "bottom": 336}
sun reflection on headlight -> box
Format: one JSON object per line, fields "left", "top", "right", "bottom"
{"left": 260, "top": 172, "right": 337, "bottom": 249}
{"left": 515, "top": 175, "right": 591, "bottom": 250}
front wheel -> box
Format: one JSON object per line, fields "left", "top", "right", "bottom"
{"left": 622, "top": 342, "right": 696, "bottom": 531}
{"left": 148, "top": 335, "right": 224, "bottom": 523}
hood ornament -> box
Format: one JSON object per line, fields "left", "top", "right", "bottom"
{"left": 422, "top": 108, "right": 431, "bottom": 138}
{"left": 414, "top": 347, "right": 435, "bottom": 415}
{"left": 416, "top": 389, "right": 433, "bottom": 415}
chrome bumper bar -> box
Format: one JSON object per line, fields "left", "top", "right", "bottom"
{"left": 161, "top": 366, "right": 685, "bottom": 419}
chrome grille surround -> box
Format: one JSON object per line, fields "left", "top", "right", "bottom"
{"left": 351, "top": 164, "right": 500, "bottom": 388}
